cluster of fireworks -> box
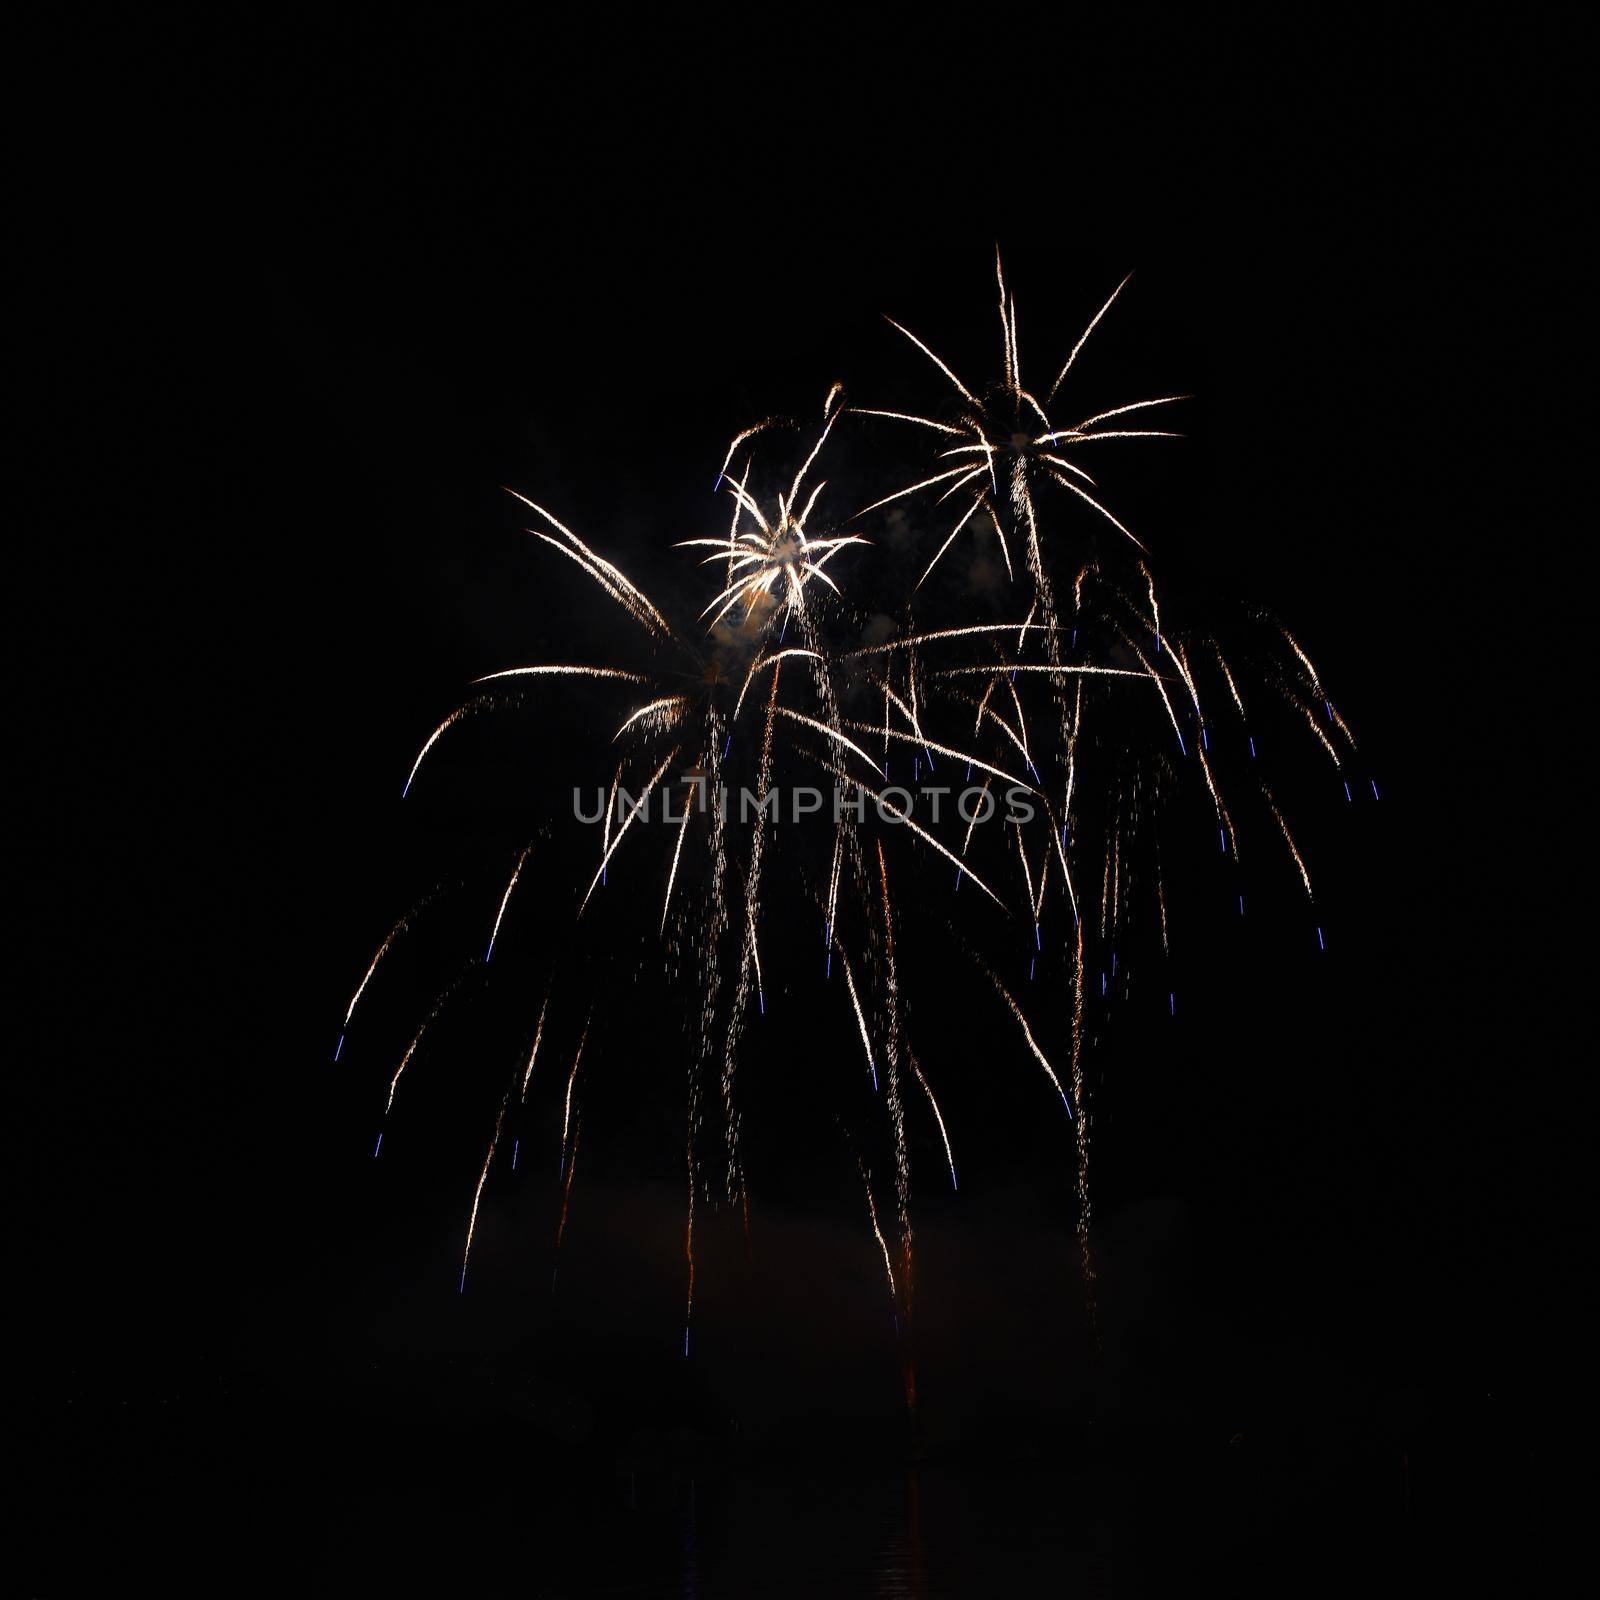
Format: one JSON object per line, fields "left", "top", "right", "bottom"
{"left": 337, "top": 253, "right": 1363, "bottom": 1375}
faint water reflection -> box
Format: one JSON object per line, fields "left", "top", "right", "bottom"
{"left": 646, "top": 1465, "right": 1112, "bottom": 1599}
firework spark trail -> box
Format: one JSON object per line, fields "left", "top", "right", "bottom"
{"left": 1118, "top": 628, "right": 1188, "bottom": 756}
{"left": 560, "top": 1023, "right": 589, "bottom": 1178}
{"left": 521, "top": 991, "right": 550, "bottom": 1098}
{"left": 381, "top": 964, "right": 479, "bottom": 1122}
{"left": 684, "top": 713, "right": 728, "bottom": 1354}
{"left": 959, "top": 775, "right": 994, "bottom": 865}
{"left": 1017, "top": 460, "right": 1081, "bottom": 809}
{"left": 1003, "top": 673, "right": 1036, "bottom": 777}
{"left": 485, "top": 843, "right": 535, "bottom": 962}
{"left": 402, "top": 671, "right": 649, "bottom": 798}
{"left": 718, "top": 659, "right": 784, "bottom": 1205}
{"left": 615, "top": 695, "right": 692, "bottom": 740}
{"left": 713, "top": 418, "right": 789, "bottom": 490}
{"left": 856, "top": 1156, "right": 898, "bottom": 1301}
{"left": 842, "top": 623, "right": 1048, "bottom": 661}
{"left": 932, "top": 664, "right": 1152, "bottom": 681}
{"left": 553, "top": 1111, "right": 582, "bottom": 1279}
{"left": 915, "top": 497, "right": 985, "bottom": 589}
{"left": 401, "top": 703, "right": 479, "bottom": 798}
{"left": 1013, "top": 821, "right": 1037, "bottom": 922}
{"left": 1292, "top": 698, "right": 1343, "bottom": 765}
{"left": 840, "top": 950, "right": 878, "bottom": 1092}
{"left": 1069, "top": 919, "right": 1096, "bottom": 1338}
{"left": 775, "top": 706, "right": 884, "bottom": 776}
{"left": 1214, "top": 645, "right": 1248, "bottom": 720}
{"left": 984, "top": 963, "right": 1072, "bottom": 1117}
{"left": 810, "top": 758, "right": 1008, "bottom": 908}
{"left": 337, "top": 884, "right": 449, "bottom": 1058}
{"left": 910, "top": 1054, "right": 957, "bottom": 1190}
{"left": 1046, "top": 271, "right": 1132, "bottom": 403}
{"left": 506, "top": 489, "right": 688, "bottom": 648}
{"left": 825, "top": 826, "right": 844, "bottom": 965}
{"left": 600, "top": 763, "right": 622, "bottom": 880}
{"left": 474, "top": 665, "right": 649, "bottom": 688}
{"left": 877, "top": 844, "right": 913, "bottom": 1316}
{"left": 460, "top": 1089, "right": 511, "bottom": 1291}
{"left": 662, "top": 791, "right": 692, "bottom": 934}
{"left": 837, "top": 714, "right": 1032, "bottom": 792}
{"left": 580, "top": 749, "right": 680, "bottom": 914}
{"left": 1265, "top": 789, "right": 1314, "bottom": 897}
{"left": 734, "top": 647, "right": 820, "bottom": 719}
{"left": 1196, "top": 741, "right": 1239, "bottom": 860}
{"left": 960, "top": 682, "right": 1033, "bottom": 768}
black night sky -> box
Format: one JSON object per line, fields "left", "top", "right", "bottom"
{"left": 19, "top": 14, "right": 1579, "bottom": 1596}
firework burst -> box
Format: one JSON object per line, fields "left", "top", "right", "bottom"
{"left": 335, "top": 260, "right": 1363, "bottom": 1380}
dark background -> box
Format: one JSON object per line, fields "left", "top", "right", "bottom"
{"left": 19, "top": 13, "right": 1579, "bottom": 1595}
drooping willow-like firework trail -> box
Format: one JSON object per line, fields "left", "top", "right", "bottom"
{"left": 335, "top": 254, "right": 1366, "bottom": 1371}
